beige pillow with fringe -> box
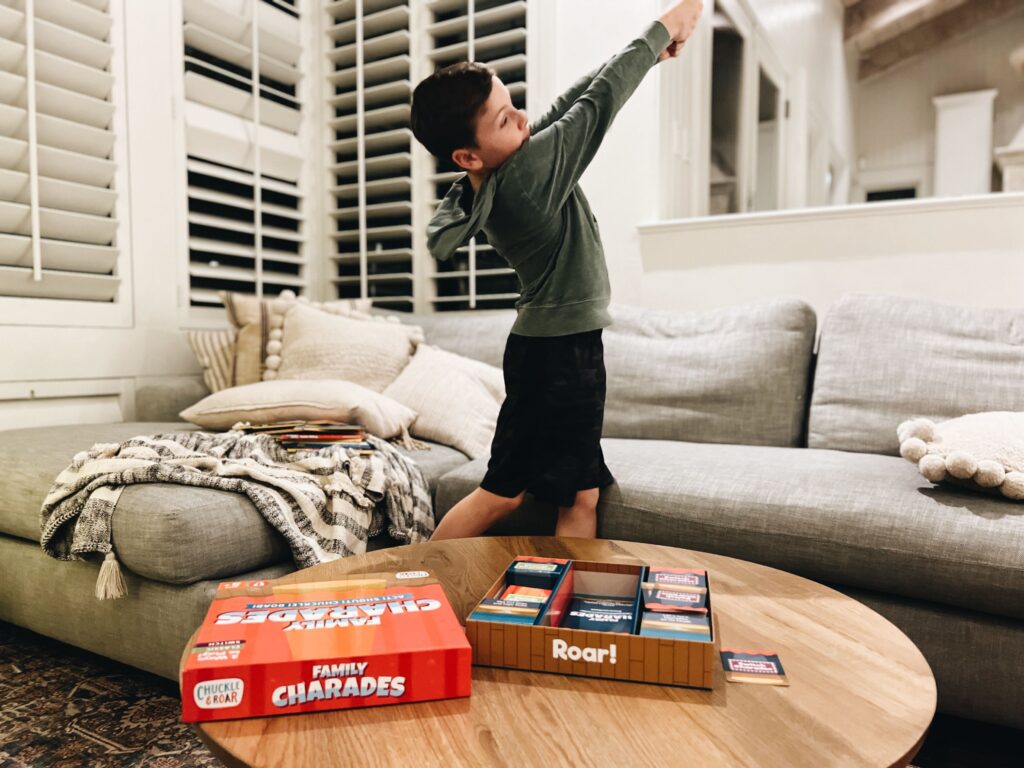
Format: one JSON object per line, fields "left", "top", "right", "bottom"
{"left": 179, "top": 379, "right": 418, "bottom": 441}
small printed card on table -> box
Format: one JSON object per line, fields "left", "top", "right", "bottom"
{"left": 720, "top": 649, "right": 789, "bottom": 686}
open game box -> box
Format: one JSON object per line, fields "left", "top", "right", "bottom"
{"left": 465, "top": 556, "right": 717, "bottom": 689}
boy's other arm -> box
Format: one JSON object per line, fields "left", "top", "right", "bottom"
{"left": 510, "top": 20, "right": 673, "bottom": 218}
{"left": 528, "top": 64, "right": 603, "bottom": 135}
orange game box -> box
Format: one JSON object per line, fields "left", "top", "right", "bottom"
{"left": 180, "top": 571, "right": 471, "bottom": 722}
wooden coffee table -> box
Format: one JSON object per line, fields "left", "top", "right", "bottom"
{"left": 179, "top": 537, "right": 935, "bottom": 767}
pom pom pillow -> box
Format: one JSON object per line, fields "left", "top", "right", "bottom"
{"left": 898, "top": 412, "right": 1024, "bottom": 501}
{"left": 219, "top": 290, "right": 390, "bottom": 385}
{"left": 383, "top": 344, "right": 505, "bottom": 459}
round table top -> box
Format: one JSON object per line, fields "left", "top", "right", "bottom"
{"left": 180, "top": 536, "right": 935, "bottom": 768}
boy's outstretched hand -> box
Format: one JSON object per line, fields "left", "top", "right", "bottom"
{"left": 657, "top": 0, "right": 703, "bottom": 62}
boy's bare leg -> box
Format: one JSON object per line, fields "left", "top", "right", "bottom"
{"left": 555, "top": 487, "right": 599, "bottom": 538}
{"left": 430, "top": 486, "right": 525, "bottom": 540}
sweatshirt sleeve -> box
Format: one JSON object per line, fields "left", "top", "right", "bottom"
{"left": 527, "top": 63, "right": 604, "bottom": 135}
{"left": 508, "top": 20, "right": 671, "bottom": 217}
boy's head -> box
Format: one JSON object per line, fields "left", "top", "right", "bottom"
{"left": 411, "top": 61, "right": 530, "bottom": 175}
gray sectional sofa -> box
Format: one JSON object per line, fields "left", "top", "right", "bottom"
{"left": 1, "top": 292, "right": 1022, "bottom": 730}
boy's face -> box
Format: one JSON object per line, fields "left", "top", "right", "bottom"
{"left": 452, "top": 75, "right": 529, "bottom": 174}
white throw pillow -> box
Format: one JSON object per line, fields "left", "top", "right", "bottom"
{"left": 179, "top": 379, "right": 417, "bottom": 438}
{"left": 276, "top": 303, "right": 423, "bottom": 392}
{"left": 897, "top": 412, "right": 1024, "bottom": 501}
{"left": 383, "top": 344, "right": 505, "bottom": 459}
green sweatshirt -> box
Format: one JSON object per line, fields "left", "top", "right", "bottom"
{"left": 426, "top": 19, "right": 672, "bottom": 337}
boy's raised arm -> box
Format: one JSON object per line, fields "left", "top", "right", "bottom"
{"left": 508, "top": 20, "right": 673, "bottom": 218}
{"left": 527, "top": 63, "right": 604, "bottom": 135}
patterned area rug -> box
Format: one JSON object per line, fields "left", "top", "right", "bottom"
{"left": 0, "top": 622, "right": 217, "bottom": 767}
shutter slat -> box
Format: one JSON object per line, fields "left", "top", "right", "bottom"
{"left": 331, "top": 224, "right": 413, "bottom": 242}
{"left": 0, "top": 264, "right": 119, "bottom": 300}
{"left": 328, "top": 102, "right": 408, "bottom": 133}
{"left": 0, "top": 34, "right": 24, "bottom": 72}
{"left": 37, "top": 144, "right": 115, "bottom": 187}
{"left": 184, "top": 71, "right": 300, "bottom": 134}
{"left": 331, "top": 247, "right": 412, "bottom": 264}
{"left": 328, "top": 53, "right": 407, "bottom": 89}
{"left": 330, "top": 151, "right": 410, "bottom": 176}
{"left": 0, "top": 5, "right": 24, "bottom": 39}
{"left": 329, "top": 127, "right": 411, "bottom": 155}
{"left": 0, "top": 102, "right": 23, "bottom": 137}
{"left": 38, "top": 206, "right": 117, "bottom": 245}
{"left": 34, "top": 0, "right": 114, "bottom": 42}
{"left": 330, "top": 176, "right": 410, "bottom": 202}
{"left": 38, "top": 112, "right": 114, "bottom": 158}
{"left": 0, "top": 168, "right": 116, "bottom": 216}
{"left": 331, "top": 200, "right": 412, "bottom": 220}
{"left": 328, "top": 29, "right": 407, "bottom": 67}
{"left": 35, "top": 49, "right": 113, "bottom": 103}
{"left": 328, "top": 79, "right": 408, "bottom": 111}
{"left": 329, "top": 5, "right": 408, "bottom": 45}
{"left": 34, "top": 16, "right": 113, "bottom": 70}
{"left": 36, "top": 80, "right": 114, "bottom": 130}
{"left": 0, "top": 233, "right": 117, "bottom": 273}
{"left": 184, "top": 99, "right": 302, "bottom": 182}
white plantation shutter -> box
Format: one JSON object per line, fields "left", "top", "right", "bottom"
{"left": 180, "top": 0, "right": 305, "bottom": 308}
{"left": 427, "top": 0, "right": 524, "bottom": 311}
{"left": 326, "top": 0, "right": 415, "bottom": 310}
{"left": 0, "top": 0, "right": 125, "bottom": 304}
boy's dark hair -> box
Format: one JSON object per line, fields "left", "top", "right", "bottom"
{"left": 411, "top": 61, "right": 495, "bottom": 164}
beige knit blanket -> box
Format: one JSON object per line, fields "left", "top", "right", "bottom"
{"left": 39, "top": 430, "right": 434, "bottom": 599}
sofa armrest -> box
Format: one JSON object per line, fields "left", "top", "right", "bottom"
{"left": 134, "top": 376, "right": 209, "bottom": 423}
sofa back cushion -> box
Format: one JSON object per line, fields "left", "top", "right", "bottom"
{"left": 372, "top": 308, "right": 516, "bottom": 369}
{"left": 601, "top": 299, "right": 816, "bottom": 446}
{"left": 376, "top": 299, "right": 817, "bottom": 447}
{"left": 808, "top": 293, "right": 1024, "bottom": 455}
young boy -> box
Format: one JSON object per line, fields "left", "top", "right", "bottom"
{"left": 410, "top": 2, "right": 703, "bottom": 540}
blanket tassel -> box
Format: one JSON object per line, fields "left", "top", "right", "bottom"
{"left": 392, "top": 425, "right": 430, "bottom": 451}
{"left": 95, "top": 552, "right": 127, "bottom": 600}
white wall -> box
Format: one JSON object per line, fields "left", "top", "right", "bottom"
{"left": 854, "top": 12, "right": 1024, "bottom": 199}
{"left": 747, "top": 0, "right": 855, "bottom": 196}
{"left": 637, "top": 193, "right": 1024, "bottom": 317}
{"left": 541, "top": 0, "right": 664, "bottom": 305}
{"left": 543, "top": 0, "right": 855, "bottom": 305}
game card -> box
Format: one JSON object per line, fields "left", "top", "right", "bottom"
{"left": 720, "top": 649, "right": 789, "bottom": 686}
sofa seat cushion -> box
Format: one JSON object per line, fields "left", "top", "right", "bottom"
{"left": 434, "top": 439, "right": 1024, "bottom": 620}
{"left": 0, "top": 422, "right": 197, "bottom": 542}
{"left": 0, "top": 423, "right": 468, "bottom": 584}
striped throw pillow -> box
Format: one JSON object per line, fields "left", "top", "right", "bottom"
{"left": 187, "top": 330, "right": 236, "bottom": 392}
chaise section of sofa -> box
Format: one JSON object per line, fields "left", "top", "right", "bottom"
{"left": 0, "top": 416, "right": 470, "bottom": 678}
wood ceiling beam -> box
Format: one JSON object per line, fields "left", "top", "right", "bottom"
{"left": 858, "top": 0, "right": 1024, "bottom": 80}
{"left": 846, "top": 0, "right": 969, "bottom": 51}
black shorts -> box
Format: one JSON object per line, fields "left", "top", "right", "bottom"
{"left": 480, "top": 328, "right": 616, "bottom": 508}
